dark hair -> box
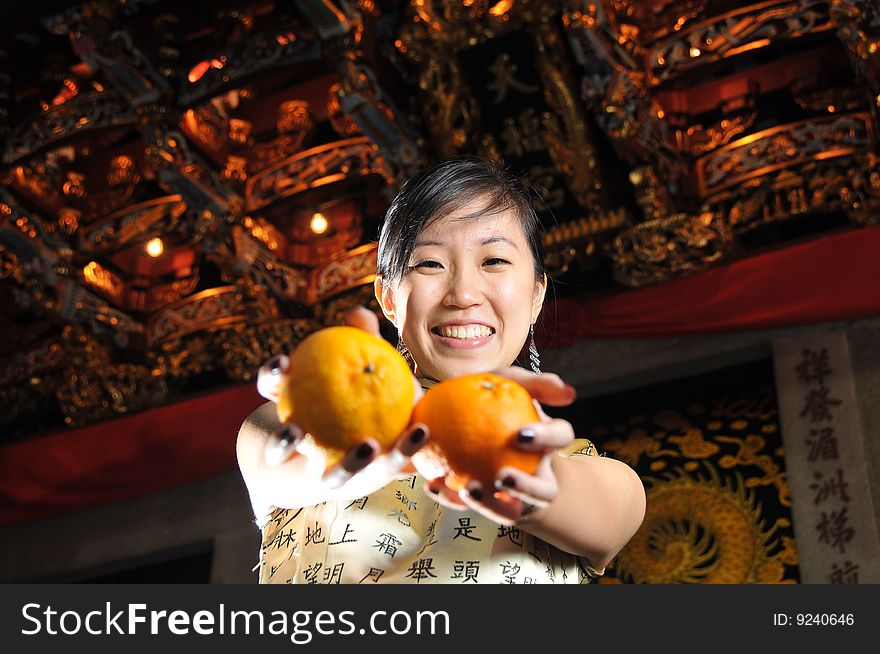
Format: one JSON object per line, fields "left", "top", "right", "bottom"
{"left": 377, "top": 157, "right": 545, "bottom": 283}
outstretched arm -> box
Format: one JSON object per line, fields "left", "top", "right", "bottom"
{"left": 520, "top": 448, "right": 646, "bottom": 570}
{"left": 424, "top": 368, "right": 646, "bottom": 569}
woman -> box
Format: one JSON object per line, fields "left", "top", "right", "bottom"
{"left": 237, "top": 158, "right": 646, "bottom": 584}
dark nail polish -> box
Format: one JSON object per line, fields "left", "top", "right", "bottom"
{"left": 517, "top": 428, "right": 536, "bottom": 444}
{"left": 267, "top": 355, "right": 287, "bottom": 375}
{"left": 409, "top": 426, "right": 426, "bottom": 444}
{"left": 278, "top": 424, "right": 301, "bottom": 447}
{"left": 356, "top": 443, "right": 374, "bottom": 459}
{"left": 468, "top": 486, "right": 483, "bottom": 501}
{"left": 425, "top": 484, "right": 439, "bottom": 495}
{"left": 501, "top": 476, "right": 516, "bottom": 488}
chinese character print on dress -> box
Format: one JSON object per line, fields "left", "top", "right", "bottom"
{"left": 256, "top": 437, "right": 605, "bottom": 584}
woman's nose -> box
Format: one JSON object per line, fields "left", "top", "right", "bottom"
{"left": 443, "top": 267, "right": 483, "bottom": 308}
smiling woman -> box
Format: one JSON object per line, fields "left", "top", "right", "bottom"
{"left": 237, "top": 157, "right": 646, "bottom": 584}
{"left": 374, "top": 160, "right": 546, "bottom": 382}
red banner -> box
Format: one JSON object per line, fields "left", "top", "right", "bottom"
{"left": 0, "top": 384, "right": 264, "bottom": 526}
{"left": 537, "top": 226, "right": 880, "bottom": 347}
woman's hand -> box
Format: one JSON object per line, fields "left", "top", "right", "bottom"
{"left": 250, "top": 306, "right": 429, "bottom": 507}
{"left": 423, "top": 367, "right": 576, "bottom": 526}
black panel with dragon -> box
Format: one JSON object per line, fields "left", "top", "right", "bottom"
{"left": 546, "top": 358, "right": 800, "bottom": 584}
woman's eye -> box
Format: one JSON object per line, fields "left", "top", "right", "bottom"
{"left": 484, "top": 257, "right": 510, "bottom": 266}
{"left": 412, "top": 260, "right": 443, "bottom": 269}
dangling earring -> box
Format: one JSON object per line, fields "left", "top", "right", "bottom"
{"left": 397, "top": 335, "right": 414, "bottom": 369}
{"left": 529, "top": 324, "right": 541, "bottom": 375}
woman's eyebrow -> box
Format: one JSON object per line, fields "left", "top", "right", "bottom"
{"left": 413, "top": 236, "right": 520, "bottom": 249}
{"left": 481, "top": 236, "right": 520, "bottom": 250}
{"left": 413, "top": 240, "right": 443, "bottom": 249}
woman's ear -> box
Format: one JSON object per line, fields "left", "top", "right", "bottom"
{"left": 531, "top": 273, "right": 547, "bottom": 324}
{"left": 374, "top": 275, "right": 398, "bottom": 324}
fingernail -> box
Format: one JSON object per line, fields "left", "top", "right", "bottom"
{"left": 517, "top": 428, "right": 536, "bottom": 444}
{"left": 467, "top": 484, "right": 483, "bottom": 501}
{"left": 278, "top": 424, "right": 302, "bottom": 448}
{"left": 267, "top": 355, "right": 289, "bottom": 375}
{"left": 425, "top": 484, "right": 439, "bottom": 495}
{"left": 409, "top": 426, "right": 426, "bottom": 445}
{"left": 265, "top": 426, "right": 299, "bottom": 465}
{"left": 356, "top": 443, "right": 374, "bottom": 459}
{"left": 565, "top": 384, "right": 577, "bottom": 398}
{"left": 495, "top": 476, "right": 516, "bottom": 490}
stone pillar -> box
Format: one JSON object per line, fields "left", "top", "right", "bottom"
{"left": 773, "top": 328, "right": 880, "bottom": 583}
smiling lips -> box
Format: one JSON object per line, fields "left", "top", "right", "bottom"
{"left": 434, "top": 324, "right": 495, "bottom": 339}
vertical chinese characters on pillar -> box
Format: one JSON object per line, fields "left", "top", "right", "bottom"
{"left": 795, "top": 348, "right": 857, "bottom": 583}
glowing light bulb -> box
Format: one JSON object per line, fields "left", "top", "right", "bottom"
{"left": 145, "top": 238, "right": 164, "bottom": 257}
{"left": 310, "top": 212, "right": 329, "bottom": 235}
{"left": 689, "top": 47, "right": 701, "bottom": 58}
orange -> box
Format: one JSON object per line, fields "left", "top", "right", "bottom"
{"left": 275, "top": 326, "right": 415, "bottom": 471}
{"left": 411, "top": 372, "right": 542, "bottom": 491}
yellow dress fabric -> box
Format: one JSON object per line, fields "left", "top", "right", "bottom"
{"left": 255, "top": 437, "right": 605, "bottom": 585}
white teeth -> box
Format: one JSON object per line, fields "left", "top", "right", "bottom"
{"left": 438, "top": 325, "right": 493, "bottom": 339}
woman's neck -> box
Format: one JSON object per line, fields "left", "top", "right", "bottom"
{"left": 413, "top": 366, "right": 441, "bottom": 391}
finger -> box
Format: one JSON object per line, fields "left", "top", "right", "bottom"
{"left": 424, "top": 478, "right": 469, "bottom": 510}
{"left": 343, "top": 305, "right": 381, "bottom": 337}
{"left": 264, "top": 424, "right": 304, "bottom": 466}
{"left": 322, "top": 439, "right": 379, "bottom": 489}
{"left": 493, "top": 367, "right": 576, "bottom": 407}
{"left": 411, "top": 375, "right": 425, "bottom": 405}
{"left": 385, "top": 423, "right": 428, "bottom": 473}
{"left": 514, "top": 419, "right": 575, "bottom": 451}
{"left": 532, "top": 399, "right": 549, "bottom": 421}
{"left": 393, "top": 423, "right": 429, "bottom": 459}
{"left": 494, "top": 460, "right": 558, "bottom": 506}
{"left": 257, "top": 355, "right": 289, "bottom": 402}
{"left": 458, "top": 482, "right": 520, "bottom": 526}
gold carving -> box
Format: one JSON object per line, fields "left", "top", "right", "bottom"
{"left": 629, "top": 165, "right": 675, "bottom": 222}
{"left": 648, "top": 0, "right": 834, "bottom": 85}
{"left": 82, "top": 260, "right": 124, "bottom": 302}
{"left": 147, "top": 286, "right": 247, "bottom": 345}
{"left": 223, "top": 155, "right": 248, "bottom": 183}
{"left": 328, "top": 83, "right": 362, "bottom": 137}
{"left": 310, "top": 243, "right": 378, "bottom": 303}
{"left": 221, "top": 318, "right": 321, "bottom": 383}
{"left": 79, "top": 196, "right": 187, "bottom": 255}
{"left": 277, "top": 100, "right": 311, "bottom": 135}
{"left": 58, "top": 207, "right": 81, "bottom": 235}
{"left": 55, "top": 327, "right": 167, "bottom": 427}
{"left": 687, "top": 113, "right": 757, "bottom": 155}
{"left": 419, "top": 57, "right": 478, "bottom": 156}
{"left": 107, "top": 155, "right": 141, "bottom": 188}
{"left": 610, "top": 211, "right": 733, "bottom": 287}
{"left": 228, "top": 118, "right": 253, "bottom": 147}
{"left": 696, "top": 114, "right": 871, "bottom": 197}
{"left": 535, "top": 22, "right": 604, "bottom": 204}
{"left": 245, "top": 137, "right": 387, "bottom": 211}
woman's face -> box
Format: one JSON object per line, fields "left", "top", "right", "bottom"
{"left": 377, "top": 199, "right": 546, "bottom": 381}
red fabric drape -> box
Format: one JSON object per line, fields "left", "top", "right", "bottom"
{"left": 1, "top": 226, "right": 878, "bottom": 526}
{"left": 536, "top": 226, "right": 880, "bottom": 348}
{"left": 0, "top": 384, "right": 264, "bottom": 526}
